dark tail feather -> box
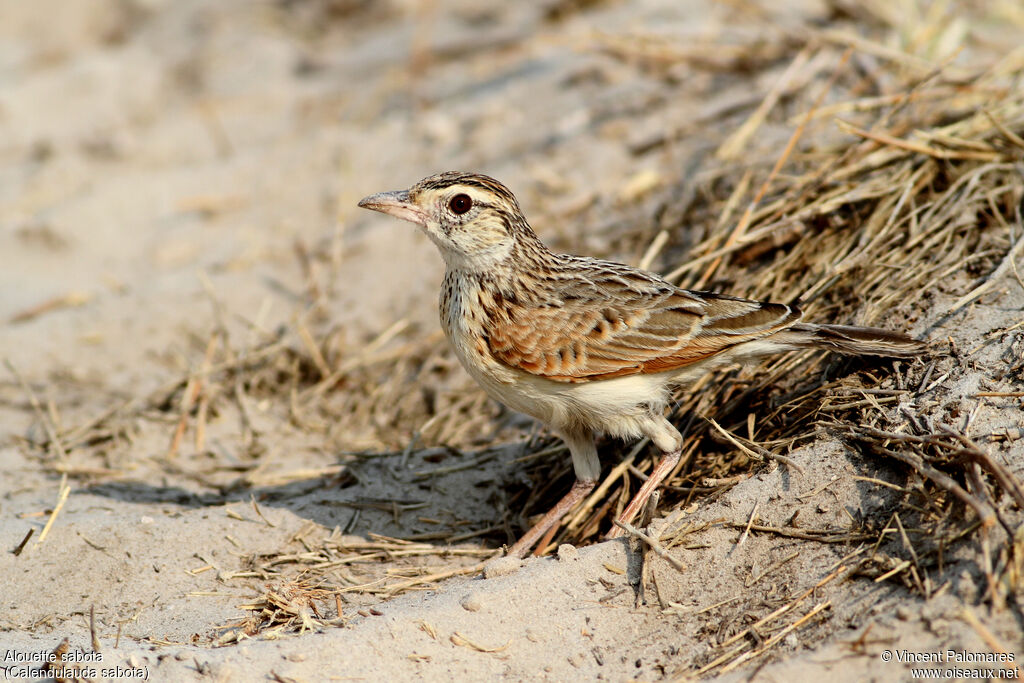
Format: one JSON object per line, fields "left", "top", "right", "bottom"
{"left": 785, "top": 323, "right": 925, "bottom": 358}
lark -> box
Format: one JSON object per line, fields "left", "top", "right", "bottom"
{"left": 358, "top": 171, "right": 924, "bottom": 559}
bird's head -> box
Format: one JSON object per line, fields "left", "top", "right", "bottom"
{"left": 358, "top": 171, "right": 535, "bottom": 273}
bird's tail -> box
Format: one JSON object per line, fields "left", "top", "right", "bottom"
{"left": 780, "top": 322, "right": 925, "bottom": 358}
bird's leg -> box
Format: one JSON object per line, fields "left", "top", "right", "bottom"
{"left": 606, "top": 446, "right": 681, "bottom": 538}
{"left": 506, "top": 478, "right": 596, "bottom": 559}
{"left": 607, "top": 416, "right": 683, "bottom": 539}
{"left": 505, "top": 427, "right": 599, "bottom": 559}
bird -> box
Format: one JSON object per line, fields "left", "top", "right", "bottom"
{"left": 358, "top": 171, "right": 924, "bottom": 559}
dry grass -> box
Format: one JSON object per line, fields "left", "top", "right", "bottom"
{"left": 520, "top": 44, "right": 1024, "bottom": 572}
{"left": 216, "top": 578, "right": 343, "bottom": 645}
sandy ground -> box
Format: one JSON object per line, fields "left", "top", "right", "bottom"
{"left": 2, "top": 0, "right": 1023, "bottom": 681}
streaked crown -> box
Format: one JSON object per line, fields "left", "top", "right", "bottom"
{"left": 360, "top": 171, "right": 544, "bottom": 273}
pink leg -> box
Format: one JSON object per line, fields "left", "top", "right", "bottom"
{"left": 606, "top": 447, "right": 680, "bottom": 539}
{"left": 506, "top": 478, "right": 596, "bottom": 559}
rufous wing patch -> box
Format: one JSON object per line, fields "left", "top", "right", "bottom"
{"left": 484, "top": 286, "right": 803, "bottom": 382}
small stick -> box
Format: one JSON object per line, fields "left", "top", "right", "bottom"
{"left": 637, "top": 230, "right": 669, "bottom": 271}
{"left": 894, "top": 513, "right": 927, "bottom": 597}
{"left": 12, "top": 528, "right": 34, "bottom": 556}
{"left": 8, "top": 291, "right": 91, "bottom": 324}
{"left": 867, "top": 443, "right": 997, "bottom": 528}
{"left": 723, "top": 522, "right": 873, "bottom": 544}
{"left": 947, "top": 227, "right": 1024, "bottom": 312}
{"left": 979, "top": 526, "right": 1000, "bottom": 609}
{"left": 941, "top": 425, "right": 1024, "bottom": 509}
{"left": 251, "top": 495, "right": 276, "bottom": 528}
{"left": 818, "top": 29, "right": 939, "bottom": 74}
{"left": 696, "top": 594, "right": 744, "bottom": 615}
{"left": 90, "top": 604, "right": 101, "bottom": 652}
{"left": 734, "top": 501, "right": 761, "bottom": 550}
{"left": 718, "top": 601, "right": 832, "bottom": 674}
{"left": 959, "top": 606, "right": 1013, "bottom": 660}
{"left": 167, "top": 373, "right": 200, "bottom": 459}
{"left": 384, "top": 562, "right": 487, "bottom": 596}
{"left": 796, "top": 475, "right": 840, "bottom": 502}
{"left": 850, "top": 475, "right": 910, "bottom": 492}
{"left": 450, "top": 632, "right": 511, "bottom": 653}
{"left": 296, "top": 319, "right": 331, "bottom": 380}
{"left": 34, "top": 474, "right": 71, "bottom": 550}
{"left": 837, "top": 120, "right": 1002, "bottom": 162}
{"left": 634, "top": 491, "right": 659, "bottom": 528}
{"left": 709, "top": 418, "right": 804, "bottom": 473}
{"left": 983, "top": 109, "right": 1024, "bottom": 151}
{"left": 702, "top": 473, "right": 751, "bottom": 487}
{"left": 613, "top": 520, "right": 686, "bottom": 572}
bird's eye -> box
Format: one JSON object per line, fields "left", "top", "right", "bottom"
{"left": 449, "top": 194, "right": 472, "bottom": 215}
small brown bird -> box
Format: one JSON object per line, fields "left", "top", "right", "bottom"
{"left": 359, "top": 171, "right": 923, "bottom": 558}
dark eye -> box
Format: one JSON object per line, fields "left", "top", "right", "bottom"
{"left": 449, "top": 194, "right": 472, "bottom": 215}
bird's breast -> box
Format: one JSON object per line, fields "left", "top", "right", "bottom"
{"left": 439, "top": 272, "right": 504, "bottom": 375}
{"left": 435, "top": 271, "right": 673, "bottom": 436}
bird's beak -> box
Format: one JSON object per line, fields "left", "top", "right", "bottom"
{"left": 357, "top": 190, "right": 426, "bottom": 226}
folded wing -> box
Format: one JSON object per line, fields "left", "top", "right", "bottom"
{"left": 484, "top": 264, "right": 801, "bottom": 382}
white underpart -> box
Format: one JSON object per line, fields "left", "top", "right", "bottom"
{"left": 428, "top": 230, "right": 513, "bottom": 273}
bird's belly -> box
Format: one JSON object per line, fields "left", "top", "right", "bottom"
{"left": 448, "top": 323, "right": 670, "bottom": 439}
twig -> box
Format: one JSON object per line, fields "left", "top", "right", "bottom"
{"left": 12, "top": 528, "right": 34, "bottom": 556}
{"left": 959, "top": 606, "right": 1013, "bottom": 661}
{"left": 855, "top": 436, "right": 997, "bottom": 529}
{"left": 613, "top": 519, "right": 686, "bottom": 572}
{"left": 699, "top": 565, "right": 844, "bottom": 673}
{"left": 708, "top": 418, "right": 804, "bottom": 474}
{"left": 251, "top": 495, "right": 276, "bottom": 528}
{"left": 723, "top": 522, "right": 873, "bottom": 544}
{"left": 637, "top": 230, "right": 669, "bottom": 270}
{"left": 383, "top": 562, "right": 487, "bottom": 596}
{"left": 90, "top": 604, "right": 101, "bottom": 652}
{"left": 735, "top": 501, "right": 761, "bottom": 550}
{"left": 947, "top": 224, "right": 1024, "bottom": 312}
{"left": 718, "top": 601, "right": 832, "bottom": 674}
{"left": 34, "top": 474, "right": 71, "bottom": 550}
{"left": 837, "top": 119, "right": 1003, "bottom": 161}
{"left": 940, "top": 425, "right": 1024, "bottom": 509}
{"left": 451, "top": 632, "right": 511, "bottom": 653}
